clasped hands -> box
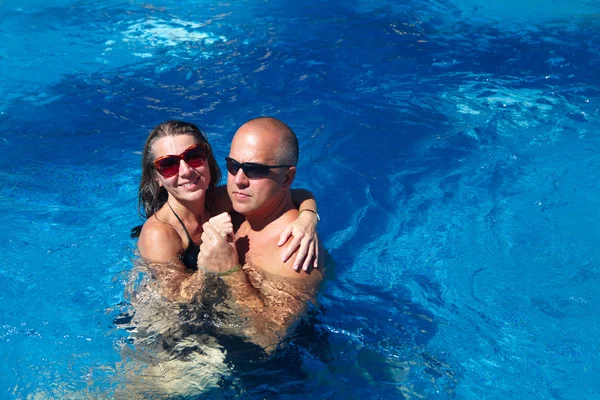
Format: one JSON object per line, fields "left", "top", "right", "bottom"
{"left": 197, "top": 213, "right": 237, "bottom": 274}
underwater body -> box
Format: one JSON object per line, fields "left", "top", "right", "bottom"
{"left": 1, "top": 0, "right": 600, "bottom": 398}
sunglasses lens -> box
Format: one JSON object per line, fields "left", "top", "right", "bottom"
{"left": 225, "top": 158, "right": 240, "bottom": 175}
{"left": 184, "top": 146, "right": 207, "bottom": 167}
{"left": 155, "top": 157, "right": 180, "bottom": 177}
{"left": 243, "top": 164, "right": 271, "bottom": 178}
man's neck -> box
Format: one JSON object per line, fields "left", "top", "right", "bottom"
{"left": 245, "top": 193, "right": 295, "bottom": 232}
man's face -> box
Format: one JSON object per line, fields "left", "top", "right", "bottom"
{"left": 226, "top": 128, "right": 290, "bottom": 217}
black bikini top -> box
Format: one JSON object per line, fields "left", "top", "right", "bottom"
{"left": 168, "top": 203, "right": 199, "bottom": 271}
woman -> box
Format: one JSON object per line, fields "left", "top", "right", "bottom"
{"left": 134, "top": 120, "right": 319, "bottom": 301}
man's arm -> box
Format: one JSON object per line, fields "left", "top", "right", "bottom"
{"left": 240, "top": 223, "right": 324, "bottom": 350}
{"left": 241, "top": 262, "right": 322, "bottom": 352}
{"left": 196, "top": 223, "right": 268, "bottom": 341}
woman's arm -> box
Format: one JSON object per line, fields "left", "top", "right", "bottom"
{"left": 291, "top": 189, "right": 317, "bottom": 214}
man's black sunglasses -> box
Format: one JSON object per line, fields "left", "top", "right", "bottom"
{"left": 225, "top": 157, "right": 293, "bottom": 179}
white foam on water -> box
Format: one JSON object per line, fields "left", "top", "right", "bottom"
{"left": 122, "top": 17, "right": 227, "bottom": 53}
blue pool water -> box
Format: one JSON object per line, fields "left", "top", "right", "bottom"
{"left": 1, "top": 0, "right": 600, "bottom": 398}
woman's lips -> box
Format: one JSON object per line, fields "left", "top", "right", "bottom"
{"left": 179, "top": 176, "right": 200, "bottom": 189}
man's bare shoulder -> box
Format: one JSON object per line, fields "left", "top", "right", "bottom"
{"left": 254, "top": 235, "right": 322, "bottom": 280}
{"left": 236, "top": 208, "right": 323, "bottom": 282}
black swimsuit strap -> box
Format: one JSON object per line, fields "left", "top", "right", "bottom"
{"left": 167, "top": 202, "right": 195, "bottom": 245}
{"left": 167, "top": 202, "right": 200, "bottom": 271}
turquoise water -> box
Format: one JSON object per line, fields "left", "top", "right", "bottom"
{"left": 1, "top": 0, "right": 600, "bottom": 398}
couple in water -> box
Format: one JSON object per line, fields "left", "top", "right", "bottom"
{"left": 124, "top": 117, "right": 324, "bottom": 394}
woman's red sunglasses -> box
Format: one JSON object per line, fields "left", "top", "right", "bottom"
{"left": 153, "top": 144, "right": 208, "bottom": 178}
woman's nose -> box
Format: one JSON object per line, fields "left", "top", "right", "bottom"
{"left": 179, "top": 159, "right": 194, "bottom": 176}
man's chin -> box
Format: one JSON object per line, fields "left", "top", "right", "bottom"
{"left": 231, "top": 202, "right": 252, "bottom": 216}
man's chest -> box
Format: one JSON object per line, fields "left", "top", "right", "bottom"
{"left": 235, "top": 227, "right": 282, "bottom": 272}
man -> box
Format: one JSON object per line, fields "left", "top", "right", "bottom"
{"left": 198, "top": 116, "right": 323, "bottom": 350}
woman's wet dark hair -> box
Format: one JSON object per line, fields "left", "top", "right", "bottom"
{"left": 131, "top": 120, "right": 221, "bottom": 238}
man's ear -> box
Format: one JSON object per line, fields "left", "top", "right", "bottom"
{"left": 282, "top": 166, "right": 296, "bottom": 189}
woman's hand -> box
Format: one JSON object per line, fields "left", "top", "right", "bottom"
{"left": 208, "top": 212, "right": 234, "bottom": 242}
{"left": 198, "top": 223, "right": 238, "bottom": 274}
{"left": 278, "top": 210, "right": 319, "bottom": 272}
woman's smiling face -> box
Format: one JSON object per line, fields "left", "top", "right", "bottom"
{"left": 151, "top": 134, "right": 211, "bottom": 204}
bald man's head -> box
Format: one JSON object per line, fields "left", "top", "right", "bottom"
{"left": 238, "top": 117, "right": 299, "bottom": 165}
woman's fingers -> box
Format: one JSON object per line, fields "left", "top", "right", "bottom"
{"left": 313, "top": 234, "right": 320, "bottom": 270}
{"left": 278, "top": 226, "right": 293, "bottom": 247}
{"left": 278, "top": 224, "right": 321, "bottom": 271}
{"left": 302, "top": 240, "right": 316, "bottom": 271}
{"left": 294, "top": 236, "right": 314, "bottom": 271}
{"left": 281, "top": 235, "right": 301, "bottom": 263}
{"left": 293, "top": 236, "right": 312, "bottom": 271}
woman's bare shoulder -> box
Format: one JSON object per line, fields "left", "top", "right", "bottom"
{"left": 138, "top": 217, "right": 182, "bottom": 262}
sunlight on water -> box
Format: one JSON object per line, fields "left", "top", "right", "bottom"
{"left": 122, "top": 17, "right": 227, "bottom": 57}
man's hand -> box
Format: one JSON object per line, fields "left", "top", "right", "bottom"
{"left": 277, "top": 211, "right": 319, "bottom": 272}
{"left": 207, "top": 212, "right": 234, "bottom": 242}
{"left": 198, "top": 223, "right": 238, "bottom": 274}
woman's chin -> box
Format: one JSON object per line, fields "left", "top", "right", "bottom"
{"left": 168, "top": 186, "right": 208, "bottom": 204}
